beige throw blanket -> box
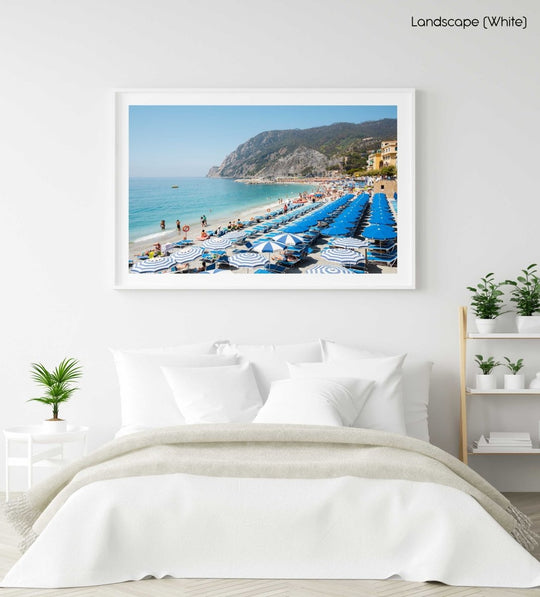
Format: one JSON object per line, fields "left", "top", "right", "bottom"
{"left": 6, "top": 424, "right": 537, "bottom": 553}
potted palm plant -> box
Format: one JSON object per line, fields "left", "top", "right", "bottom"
{"left": 504, "top": 264, "right": 540, "bottom": 333}
{"left": 503, "top": 357, "right": 525, "bottom": 390}
{"left": 28, "top": 357, "right": 82, "bottom": 432}
{"left": 467, "top": 272, "right": 506, "bottom": 333}
{"left": 474, "top": 355, "right": 500, "bottom": 390}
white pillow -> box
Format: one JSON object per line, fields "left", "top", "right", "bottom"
{"left": 162, "top": 360, "right": 263, "bottom": 424}
{"left": 111, "top": 348, "right": 237, "bottom": 429}
{"left": 216, "top": 341, "right": 322, "bottom": 399}
{"left": 288, "top": 354, "right": 407, "bottom": 435}
{"left": 253, "top": 377, "right": 374, "bottom": 427}
{"left": 320, "top": 339, "right": 433, "bottom": 442}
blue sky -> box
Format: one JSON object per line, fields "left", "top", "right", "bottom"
{"left": 129, "top": 105, "right": 397, "bottom": 177}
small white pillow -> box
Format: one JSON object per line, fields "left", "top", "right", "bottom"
{"left": 216, "top": 341, "right": 322, "bottom": 399}
{"left": 162, "top": 360, "right": 263, "bottom": 424}
{"left": 320, "top": 339, "right": 433, "bottom": 441}
{"left": 254, "top": 377, "right": 374, "bottom": 427}
{"left": 288, "top": 354, "right": 407, "bottom": 435}
{"left": 111, "top": 348, "right": 237, "bottom": 429}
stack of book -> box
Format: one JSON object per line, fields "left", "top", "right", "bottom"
{"left": 473, "top": 432, "right": 535, "bottom": 453}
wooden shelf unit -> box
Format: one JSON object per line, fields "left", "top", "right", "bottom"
{"left": 459, "top": 306, "right": 540, "bottom": 464}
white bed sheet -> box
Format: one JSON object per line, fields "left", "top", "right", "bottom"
{"left": 3, "top": 474, "right": 540, "bottom": 588}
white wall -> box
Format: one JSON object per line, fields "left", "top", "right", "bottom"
{"left": 1, "top": 0, "right": 539, "bottom": 491}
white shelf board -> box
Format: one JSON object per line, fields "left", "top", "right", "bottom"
{"left": 467, "top": 388, "right": 540, "bottom": 395}
{"left": 470, "top": 448, "right": 540, "bottom": 455}
{"left": 468, "top": 333, "right": 540, "bottom": 339}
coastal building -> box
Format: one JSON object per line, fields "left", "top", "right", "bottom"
{"left": 367, "top": 149, "right": 383, "bottom": 171}
{"left": 381, "top": 140, "right": 397, "bottom": 167}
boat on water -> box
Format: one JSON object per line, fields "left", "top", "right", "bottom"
{"left": 171, "top": 185, "right": 179, "bottom": 188}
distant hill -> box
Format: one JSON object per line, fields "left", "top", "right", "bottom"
{"left": 207, "top": 119, "right": 397, "bottom": 179}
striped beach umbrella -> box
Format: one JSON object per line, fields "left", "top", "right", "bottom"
{"left": 330, "top": 237, "right": 370, "bottom": 250}
{"left": 171, "top": 246, "right": 204, "bottom": 264}
{"left": 222, "top": 230, "right": 248, "bottom": 240}
{"left": 321, "top": 248, "right": 365, "bottom": 266}
{"left": 273, "top": 233, "right": 305, "bottom": 246}
{"left": 229, "top": 253, "right": 269, "bottom": 270}
{"left": 305, "top": 265, "right": 359, "bottom": 274}
{"left": 251, "top": 240, "right": 286, "bottom": 255}
{"left": 202, "top": 237, "right": 233, "bottom": 250}
{"left": 131, "top": 256, "right": 175, "bottom": 273}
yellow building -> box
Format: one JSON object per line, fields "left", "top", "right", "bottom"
{"left": 367, "top": 150, "right": 383, "bottom": 171}
{"left": 381, "top": 140, "right": 397, "bottom": 167}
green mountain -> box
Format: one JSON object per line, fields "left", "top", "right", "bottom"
{"left": 207, "top": 119, "right": 397, "bottom": 179}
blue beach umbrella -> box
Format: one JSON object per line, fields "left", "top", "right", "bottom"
{"left": 362, "top": 225, "right": 397, "bottom": 240}
{"left": 171, "top": 246, "right": 204, "bottom": 264}
{"left": 306, "top": 265, "right": 359, "bottom": 274}
{"left": 229, "top": 253, "right": 269, "bottom": 270}
{"left": 273, "top": 233, "right": 305, "bottom": 246}
{"left": 131, "top": 256, "right": 175, "bottom": 273}
{"left": 202, "top": 237, "right": 233, "bottom": 250}
{"left": 321, "top": 248, "right": 365, "bottom": 266}
{"left": 251, "top": 240, "right": 286, "bottom": 255}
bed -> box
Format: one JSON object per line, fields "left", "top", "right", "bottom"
{"left": 3, "top": 340, "right": 540, "bottom": 589}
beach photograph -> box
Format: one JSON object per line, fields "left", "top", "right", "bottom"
{"left": 120, "top": 92, "right": 411, "bottom": 286}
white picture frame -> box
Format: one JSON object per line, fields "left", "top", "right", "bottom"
{"left": 115, "top": 88, "right": 415, "bottom": 289}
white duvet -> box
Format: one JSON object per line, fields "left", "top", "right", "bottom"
{"left": 3, "top": 473, "right": 540, "bottom": 588}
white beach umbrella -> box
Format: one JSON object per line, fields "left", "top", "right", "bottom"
{"left": 305, "top": 265, "right": 360, "bottom": 274}
{"left": 222, "top": 230, "right": 248, "bottom": 240}
{"left": 330, "top": 237, "right": 370, "bottom": 250}
{"left": 202, "top": 237, "right": 233, "bottom": 250}
{"left": 131, "top": 256, "right": 175, "bottom": 273}
{"left": 229, "top": 253, "right": 269, "bottom": 270}
{"left": 171, "top": 246, "right": 204, "bottom": 264}
{"left": 321, "top": 248, "right": 365, "bottom": 267}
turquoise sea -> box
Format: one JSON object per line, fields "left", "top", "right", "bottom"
{"left": 129, "top": 177, "right": 317, "bottom": 242}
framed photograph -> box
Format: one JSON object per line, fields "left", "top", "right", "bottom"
{"left": 115, "top": 88, "right": 415, "bottom": 289}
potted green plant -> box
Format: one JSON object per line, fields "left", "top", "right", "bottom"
{"left": 467, "top": 273, "right": 506, "bottom": 333}
{"left": 504, "top": 264, "right": 540, "bottom": 333}
{"left": 474, "top": 354, "right": 501, "bottom": 390}
{"left": 28, "top": 357, "right": 82, "bottom": 432}
{"left": 503, "top": 357, "right": 525, "bottom": 390}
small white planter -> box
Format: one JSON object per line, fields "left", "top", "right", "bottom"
{"left": 516, "top": 315, "right": 540, "bottom": 334}
{"left": 529, "top": 372, "right": 540, "bottom": 390}
{"left": 42, "top": 419, "right": 67, "bottom": 434}
{"left": 504, "top": 374, "right": 525, "bottom": 391}
{"left": 476, "top": 318, "right": 497, "bottom": 334}
{"left": 476, "top": 374, "right": 497, "bottom": 391}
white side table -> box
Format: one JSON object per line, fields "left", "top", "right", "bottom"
{"left": 4, "top": 425, "right": 88, "bottom": 502}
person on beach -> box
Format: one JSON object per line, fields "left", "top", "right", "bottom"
{"left": 202, "top": 215, "right": 207, "bottom": 227}
{"left": 176, "top": 220, "right": 181, "bottom": 233}
{"left": 200, "top": 216, "right": 205, "bottom": 229}
{"left": 160, "top": 220, "right": 165, "bottom": 230}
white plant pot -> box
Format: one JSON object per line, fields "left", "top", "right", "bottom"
{"left": 504, "top": 374, "right": 525, "bottom": 391}
{"left": 42, "top": 419, "right": 67, "bottom": 433}
{"left": 516, "top": 315, "right": 540, "bottom": 334}
{"left": 476, "top": 374, "right": 497, "bottom": 391}
{"left": 529, "top": 372, "right": 540, "bottom": 389}
{"left": 476, "top": 318, "right": 497, "bottom": 334}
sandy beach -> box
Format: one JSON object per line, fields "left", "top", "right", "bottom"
{"left": 129, "top": 180, "right": 397, "bottom": 275}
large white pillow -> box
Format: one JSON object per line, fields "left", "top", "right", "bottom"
{"left": 162, "top": 360, "right": 263, "bottom": 424}
{"left": 216, "top": 341, "right": 322, "bottom": 399}
{"left": 320, "top": 339, "right": 433, "bottom": 442}
{"left": 111, "top": 347, "right": 237, "bottom": 429}
{"left": 288, "top": 354, "right": 407, "bottom": 435}
{"left": 253, "top": 377, "right": 374, "bottom": 427}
